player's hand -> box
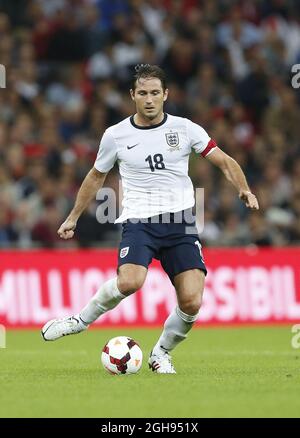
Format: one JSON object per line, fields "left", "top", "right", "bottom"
{"left": 57, "top": 218, "right": 77, "bottom": 239}
{"left": 239, "top": 190, "right": 259, "bottom": 210}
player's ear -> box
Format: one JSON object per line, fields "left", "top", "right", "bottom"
{"left": 163, "top": 88, "right": 169, "bottom": 102}
{"left": 130, "top": 89, "right": 135, "bottom": 101}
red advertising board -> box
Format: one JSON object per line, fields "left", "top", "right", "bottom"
{"left": 0, "top": 248, "right": 300, "bottom": 327}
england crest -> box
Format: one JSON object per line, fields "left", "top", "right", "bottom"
{"left": 120, "top": 247, "right": 129, "bottom": 258}
{"left": 165, "top": 132, "right": 180, "bottom": 151}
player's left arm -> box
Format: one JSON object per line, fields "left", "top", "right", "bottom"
{"left": 205, "top": 147, "right": 259, "bottom": 210}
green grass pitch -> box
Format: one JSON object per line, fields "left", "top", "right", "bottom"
{"left": 0, "top": 327, "right": 299, "bottom": 418}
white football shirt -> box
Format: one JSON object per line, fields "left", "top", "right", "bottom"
{"left": 94, "top": 113, "right": 217, "bottom": 223}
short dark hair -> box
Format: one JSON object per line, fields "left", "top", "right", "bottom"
{"left": 131, "top": 64, "right": 167, "bottom": 91}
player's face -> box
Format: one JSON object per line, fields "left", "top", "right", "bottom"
{"left": 130, "top": 78, "right": 168, "bottom": 121}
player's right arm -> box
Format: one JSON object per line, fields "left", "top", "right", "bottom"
{"left": 58, "top": 128, "right": 117, "bottom": 239}
{"left": 58, "top": 168, "right": 107, "bottom": 239}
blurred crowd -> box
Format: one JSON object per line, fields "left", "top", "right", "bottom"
{"left": 0, "top": 0, "right": 300, "bottom": 248}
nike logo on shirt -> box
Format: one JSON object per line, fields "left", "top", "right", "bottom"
{"left": 127, "top": 143, "right": 139, "bottom": 150}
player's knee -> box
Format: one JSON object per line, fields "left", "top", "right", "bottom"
{"left": 117, "top": 275, "right": 144, "bottom": 296}
{"left": 179, "top": 293, "right": 202, "bottom": 316}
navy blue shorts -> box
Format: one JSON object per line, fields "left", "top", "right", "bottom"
{"left": 117, "top": 211, "right": 207, "bottom": 282}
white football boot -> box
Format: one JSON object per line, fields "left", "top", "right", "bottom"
{"left": 148, "top": 350, "right": 176, "bottom": 374}
{"left": 41, "top": 316, "right": 88, "bottom": 341}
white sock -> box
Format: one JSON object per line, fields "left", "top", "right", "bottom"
{"left": 152, "top": 306, "right": 199, "bottom": 355}
{"left": 78, "top": 277, "right": 126, "bottom": 324}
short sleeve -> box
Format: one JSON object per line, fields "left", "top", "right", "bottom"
{"left": 94, "top": 129, "right": 117, "bottom": 173}
{"left": 187, "top": 119, "right": 217, "bottom": 157}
